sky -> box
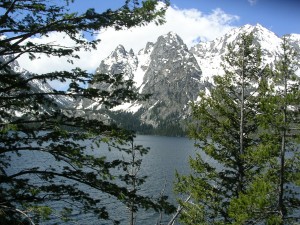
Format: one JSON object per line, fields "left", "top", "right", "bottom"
{"left": 17, "top": 0, "right": 300, "bottom": 89}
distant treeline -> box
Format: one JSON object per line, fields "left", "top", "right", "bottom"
{"left": 108, "top": 111, "right": 187, "bottom": 136}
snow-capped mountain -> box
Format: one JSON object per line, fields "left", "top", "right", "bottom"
{"left": 81, "top": 24, "right": 300, "bottom": 134}
{"left": 6, "top": 23, "right": 299, "bottom": 135}
{"left": 80, "top": 31, "right": 207, "bottom": 131}
{"left": 134, "top": 32, "right": 205, "bottom": 127}
{"left": 92, "top": 45, "right": 138, "bottom": 91}
{"left": 0, "top": 55, "right": 72, "bottom": 111}
{"left": 81, "top": 24, "right": 298, "bottom": 133}
{"left": 191, "top": 24, "right": 285, "bottom": 82}
{"left": 191, "top": 24, "right": 300, "bottom": 82}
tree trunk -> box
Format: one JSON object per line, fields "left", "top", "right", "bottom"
{"left": 278, "top": 57, "right": 288, "bottom": 224}
{"left": 238, "top": 45, "right": 245, "bottom": 195}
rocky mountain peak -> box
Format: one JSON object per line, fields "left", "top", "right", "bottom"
{"left": 152, "top": 32, "right": 186, "bottom": 53}
{"left": 139, "top": 42, "right": 154, "bottom": 55}
{"left": 134, "top": 31, "right": 204, "bottom": 127}
{"left": 191, "top": 24, "right": 284, "bottom": 82}
{"left": 239, "top": 24, "right": 281, "bottom": 49}
{"left": 238, "top": 23, "right": 268, "bottom": 34}
{"left": 129, "top": 48, "right": 135, "bottom": 57}
{"left": 111, "top": 44, "right": 128, "bottom": 58}
{"left": 148, "top": 31, "right": 191, "bottom": 68}
{"left": 95, "top": 44, "right": 138, "bottom": 78}
{"left": 76, "top": 24, "right": 300, "bottom": 134}
{"left": 231, "top": 24, "right": 282, "bottom": 65}
{"left": 161, "top": 31, "right": 184, "bottom": 44}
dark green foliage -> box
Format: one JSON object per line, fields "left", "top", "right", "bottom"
{"left": 107, "top": 109, "right": 187, "bottom": 137}
{"left": 153, "top": 115, "right": 186, "bottom": 137}
{"left": 175, "top": 33, "right": 300, "bottom": 225}
{"left": 107, "top": 110, "right": 154, "bottom": 135}
{"left": 118, "top": 135, "right": 175, "bottom": 224}
{"left": 229, "top": 36, "right": 300, "bottom": 225}
{"left": 175, "top": 33, "right": 268, "bottom": 224}
{"left": 0, "top": 0, "right": 173, "bottom": 224}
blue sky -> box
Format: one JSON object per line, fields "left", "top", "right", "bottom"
{"left": 72, "top": 0, "right": 300, "bottom": 37}
{"left": 18, "top": 0, "right": 300, "bottom": 89}
{"left": 181, "top": 0, "right": 300, "bottom": 37}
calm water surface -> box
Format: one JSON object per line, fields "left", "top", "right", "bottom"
{"left": 99, "top": 135, "right": 197, "bottom": 225}
{"left": 8, "top": 135, "right": 197, "bottom": 225}
{"left": 10, "top": 135, "right": 299, "bottom": 224}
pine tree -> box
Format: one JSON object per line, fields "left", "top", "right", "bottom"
{"left": 98, "top": 134, "right": 175, "bottom": 225}
{"left": 0, "top": 0, "right": 172, "bottom": 224}
{"left": 229, "top": 36, "right": 300, "bottom": 224}
{"left": 175, "top": 33, "right": 267, "bottom": 224}
{"left": 273, "top": 37, "right": 300, "bottom": 223}
{"left": 123, "top": 137, "right": 146, "bottom": 225}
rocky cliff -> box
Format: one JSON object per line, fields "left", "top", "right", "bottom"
{"left": 6, "top": 24, "right": 300, "bottom": 135}
{"left": 80, "top": 24, "right": 300, "bottom": 134}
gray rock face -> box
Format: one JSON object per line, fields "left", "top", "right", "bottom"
{"left": 137, "top": 32, "right": 204, "bottom": 127}
{"left": 76, "top": 44, "right": 138, "bottom": 112}
{"left": 79, "top": 32, "right": 205, "bottom": 129}
{"left": 76, "top": 24, "right": 300, "bottom": 133}
{"left": 92, "top": 44, "right": 137, "bottom": 90}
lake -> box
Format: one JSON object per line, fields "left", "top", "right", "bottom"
{"left": 7, "top": 135, "right": 197, "bottom": 225}
{"left": 7, "top": 134, "right": 300, "bottom": 224}
{"left": 89, "top": 135, "right": 197, "bottom": 225}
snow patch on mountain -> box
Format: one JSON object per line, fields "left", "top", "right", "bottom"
{"left": 134, "top": 42, "right": 154, "bottom": 90}
{"left": 95, "top": 44, "right": 137, "bottom": 81}
{"left": 191, "top": 24, "right": 284, "bottom": 82}
{"left": 79, "top": 23, "right": 300, "bottom": 131}
{"left": 111, "top": 102, "right": 142, "bottom": 113}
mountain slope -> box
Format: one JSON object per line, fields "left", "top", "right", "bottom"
{"left": 190, "top": 24, "right": 284, "bottom": 82}
{"left": 135, "top": 32, "right": 205, "bottom": 128}
{"left": 0, "top": 55, "right": 72, "bottom": 109}
{"left": 83, "top": 32, "right": 206, "bottom": 132}
{"left": 71, "top": 24, "right": 300, "bottom": 135}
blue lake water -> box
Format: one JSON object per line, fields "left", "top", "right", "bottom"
{"left": 97, "top": 135, "right": 197, "bottom": 225}
{"left": 6, "top": 134, "right": 300, "bottom": 224}
{"left": 7, "top": 135, "right": 197, "bottom": 225}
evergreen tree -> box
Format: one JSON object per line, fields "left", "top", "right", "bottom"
{"left": 123, "top": 137, "right": 147, "bottom": 225}
{"left": 229, "top": 37, "right": 300, "bottom": 224}
{"left": 0, "top": 0, "right": 173, "bottom": 224}
{"left": 175, "top": 33, "right": 266, "bottom": 224}
{"left": 119, "top": 135, "right": 175, "bottom": 225}
{"left": 273, "top": 37, "right": 300, "bottom": 223}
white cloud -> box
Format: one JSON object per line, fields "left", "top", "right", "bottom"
{"left": 248, "top": 0, "right": 258, "bottom": 6}
{"left": 18, "top": 32, "right": 97, "bottom": 74}
{"left": 95, "top": 6, "right": 239, "bottom": 57}
{"left": 18, "top": 5, "right": 239, "bottom": 90}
